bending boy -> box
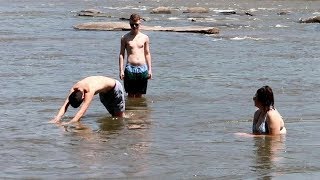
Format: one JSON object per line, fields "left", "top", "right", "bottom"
{"left": 50, "top": 76, "right": 125, "bottom": 124}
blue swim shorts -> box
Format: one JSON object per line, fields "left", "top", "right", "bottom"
{"left": 124, "top": 64, "right": 149, "bottom": 94}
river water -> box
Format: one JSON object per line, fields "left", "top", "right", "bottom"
{"left": 0, "top": 0, "right": 320, "bottom": 179}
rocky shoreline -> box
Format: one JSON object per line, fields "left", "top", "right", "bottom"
{"left": 74, "top": 7, "right": 319, "bottom": 34}
{"left": 73, "top": 21, "right": 220, "bottom": 34}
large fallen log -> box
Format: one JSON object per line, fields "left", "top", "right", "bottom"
{"left": 299, "top": 16, "right": 320, "bottom": 23}
{"left": 73, "top": 22, "right": 219, "bottom": 34}
{"left": 76, "top": 9, "right": 115, "bottom": 17}
{"left": 150, "top": 6, "right": 172, "bottom": 14}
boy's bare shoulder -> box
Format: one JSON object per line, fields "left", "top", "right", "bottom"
{"left": 122, "top": 32, "right": 131, "bottom": 39}
{"left": 141, "top": 33, "right": 150, "bottom": 41}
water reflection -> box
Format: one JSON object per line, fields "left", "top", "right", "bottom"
{"left": 252, "top": 136, "right": 286, "bottom": 179}
{"left": 125, "top": 97, "right": 151, "bottom": 130}
{"left": 97, "top": 116, "right": 125, "bottom": 133}
{"left": 59, "top": 97, "right": 152, "bottom": 177}
{"left": 50, "top": 121, "right": 96, "bottom": 144}
{"left": 120, "top": 97, "right": 152, "bottom": 177}
{"left": 63, "top": 97, "right": 152, "bottom": 134}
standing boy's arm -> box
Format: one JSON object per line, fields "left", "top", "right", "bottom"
{"left": 144, "top": 36, "right": 152, "bottom": 79}
{"left": 119, "top": 36, "right": 126, "bottom": 80}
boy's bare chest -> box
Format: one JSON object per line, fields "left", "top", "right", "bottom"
{"left": 127, "top": 39, "right": 144, "bottom": 49}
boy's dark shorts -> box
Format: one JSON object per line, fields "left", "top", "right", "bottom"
{"left": 99, "top": 80, "right": 125, "bottom": 116}
{"left": 124, "top": 64, "right": 148, "bottom": 94}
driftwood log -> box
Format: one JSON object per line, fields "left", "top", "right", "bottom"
{"left": 77, "top": 9, "right": 111, "bottom": 17}
{"left": 73, "top": 22, "right": 219, "bottom": 34}
{"left": 299, "top": 16, "right": 320, "bottom": 23}
{"left": 150, "top": 7, "right": 172, "bottom": 14}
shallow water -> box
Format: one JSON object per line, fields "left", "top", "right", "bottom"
{"left": 1, "top": 0, "right": 320, "bottom": 179}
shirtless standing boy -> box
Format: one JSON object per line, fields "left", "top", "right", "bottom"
{"left": 119, "top": 13, "right": 152, "bottom": 98}
{"left": 50, "top": 76, "right": 125, "bottom": 124}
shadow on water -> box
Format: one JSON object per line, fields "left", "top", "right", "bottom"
{"left": 251, "top": 135, "right": 286, "bottom": 179}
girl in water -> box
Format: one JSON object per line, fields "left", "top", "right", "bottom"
{"left": 252, "top": 86, "right": 286, "bottom": 135}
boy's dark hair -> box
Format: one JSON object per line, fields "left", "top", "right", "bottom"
{"left": 130, "top": 13, "right": 140, "bottom": 21}
{"left": 68, "top": 90, "right": 83, "bottom": 108}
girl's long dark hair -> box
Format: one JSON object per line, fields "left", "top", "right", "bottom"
{"left": 256, "top": 86, "right": 275, "bottom": 110}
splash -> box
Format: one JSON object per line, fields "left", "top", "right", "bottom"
{"left": 230, "top": 36, "right": 266, "bottom": 41}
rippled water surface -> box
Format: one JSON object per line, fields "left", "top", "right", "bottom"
{"left": 1, "top": 0, "right": 320, "bottom": 179}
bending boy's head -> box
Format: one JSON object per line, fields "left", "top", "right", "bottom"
{"left": 68, "top": 90, "right": 83, "bottom": 108}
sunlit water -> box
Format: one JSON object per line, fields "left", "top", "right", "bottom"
{"left": 0, "top": 0, "right": 320, "bottom": 179}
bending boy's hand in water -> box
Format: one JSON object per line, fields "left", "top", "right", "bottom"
{"left": 49, "top": 116, "right": 61, "bottom": 124}
{"left": 61, "top": 120, "right": 79, "bottom": 126}
{"left": 61, "top": 121, "right": 70, "bottom": 126}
